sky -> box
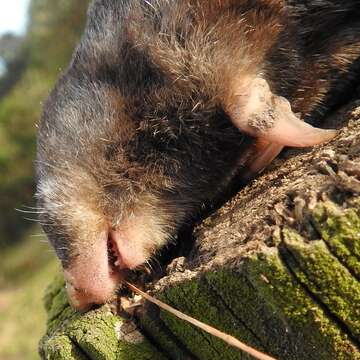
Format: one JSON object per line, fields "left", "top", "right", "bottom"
{"left": 0, "top": 0, "right": 30, "bottom": 36}
{"left": 0, "top": 0, "right": 30, "bottom": 75}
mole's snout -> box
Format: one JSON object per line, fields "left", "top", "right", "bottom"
{"left": 64, "top": 272, "right": 121, "bottom": 312}
{"left": 63, "top": 230, "right": 124, "bottom": 311}
{"left": 62, "top": 223, "right": 154, "bottom": 311}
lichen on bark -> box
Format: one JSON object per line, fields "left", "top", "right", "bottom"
{"left": 40, "top": 274, "right": 166, "bottom": 360}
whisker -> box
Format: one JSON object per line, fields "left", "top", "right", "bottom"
{"left": 144, "top": 261, "right": 154, "bottom": 274}
{"left": 22, "top": 217, "right": 41, "bottom": 223}
{"left": 22, "top": 205, "right": 45, "bottom": 210}
{"left": 15, "top": 208, "right": 46, "bottom": 214}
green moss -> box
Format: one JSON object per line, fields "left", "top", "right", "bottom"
{"left": 43, "top": 275, "right": 72, "bottom": 326}
{"left": 244, "top": 248, "right": 359, "bottom": 359}
{"left": 139, "top": 307, "right": 194, "bottom": 359}
{"left": 117, "top": 341, "right": 168, "bottom": 360}
{"left": 42, "top": 274, "right": 78, "bottom": 336}
{"left": 66, "top": 309, "right": 120, "bottom": 360}
{"left": 41, "top": 250, "right": 360, "bottom": 360}
{"left": 311, "top": 201, "right": 360, "bottom": 278}
{"left": 40, "top": 198, "right": 360, "bottom": 359}
{"left": 40, "top": 334, "right": 88, "bottom": 360}
{"left": 159, "top": 281, "right": 230, "bottom": 360}
{"left": 155, "top": 247, "right": 359, "bottom": 360}
{"left": 205, "top": 266, "right": 296, "bottom": 356}
{"left": 40, "top": 277, "right": 167, "bottom": 360}
{"left": 282, "top": 228, "right": 360, "bottom": 340}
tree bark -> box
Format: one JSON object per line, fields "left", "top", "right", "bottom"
{"left": 39, "top": 100, "right": 360, "bottom": 360}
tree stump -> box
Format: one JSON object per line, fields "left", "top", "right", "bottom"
{"left": 39, "top": 100, "right": 360, "bottom": 360}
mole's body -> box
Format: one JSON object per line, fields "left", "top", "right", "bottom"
{"left": 36, "top": 0, "right": 360, "bottom": 310}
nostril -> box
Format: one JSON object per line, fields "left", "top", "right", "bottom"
{"left": 65, "top": 280, "right": 95, "bottom": 312}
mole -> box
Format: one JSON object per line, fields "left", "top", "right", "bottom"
{"left": 36, "top": 0, "right": 360, "bottom": 310}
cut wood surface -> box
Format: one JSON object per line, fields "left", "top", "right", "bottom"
{"left": 39, "top": 100, "right": 360, "bottom": 360}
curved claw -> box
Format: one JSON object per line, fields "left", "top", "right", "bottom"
{"left": 239, "top": 140, "right": 284, "bottom": 182}
{"left": 261, "top": 113, "right": 337, "bottom": 147}
{"left": 248, "top": 141, "right": 284, "bottom": 174}
{"left": 227, "top": 77, "right": 338, "bottom": 148}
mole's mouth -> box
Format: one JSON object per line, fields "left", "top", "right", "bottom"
{"left": 107, "top": 231, "right": 125, "bottom": 270}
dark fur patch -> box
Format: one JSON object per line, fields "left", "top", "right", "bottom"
{"left": 37, "top": 0, "right": 360, "bottom": 265}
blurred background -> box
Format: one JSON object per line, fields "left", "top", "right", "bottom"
{"left": 0, "top": 0, "right": 90, "bottom": 358}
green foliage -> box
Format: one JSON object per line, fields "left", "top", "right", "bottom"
{"left": 0, "top": 0, "right": 90, "bottom": 245}
{"left": 0, "top": 1, "right": 91, "bottom": 357}
{"left": 0, "top": 225, "right": 58, "bottom": 360}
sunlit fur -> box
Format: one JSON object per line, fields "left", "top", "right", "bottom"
{"left": 37, "top": 0, "right": 360, "bottom": 270}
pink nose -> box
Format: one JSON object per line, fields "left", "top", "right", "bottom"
{"left": 62, "top": 226, "right": 149, "bottom": 311}
{"left": 62, "top": 230, "right": 123, "bottom": 311}
{"left": 64, "top": 269, "right": 122, "bottom": 311}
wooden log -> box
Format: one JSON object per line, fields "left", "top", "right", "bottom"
{"left": 39, "top": 100, "right": 360, "bottom": 360}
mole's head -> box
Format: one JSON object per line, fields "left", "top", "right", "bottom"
{"left": 35, "top": 61, "right": 246, "bottom": 310}
{"left": 36, "top": 1, "right": 337, "bottom": 311}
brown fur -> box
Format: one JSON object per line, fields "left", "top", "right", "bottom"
{"left": 36, "top": 0, "right": 360, "bottom": 306}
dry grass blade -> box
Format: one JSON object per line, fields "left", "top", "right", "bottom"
{"left": 126, "top": 282, "right": 278, "bottom": 360}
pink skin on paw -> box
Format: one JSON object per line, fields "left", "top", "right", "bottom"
{"left": 229, "top": 77, "right": 337, "bottom": 148}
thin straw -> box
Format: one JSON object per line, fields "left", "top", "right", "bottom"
{"left": 125, "top": 282, "right": 277, "bottom": 360}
